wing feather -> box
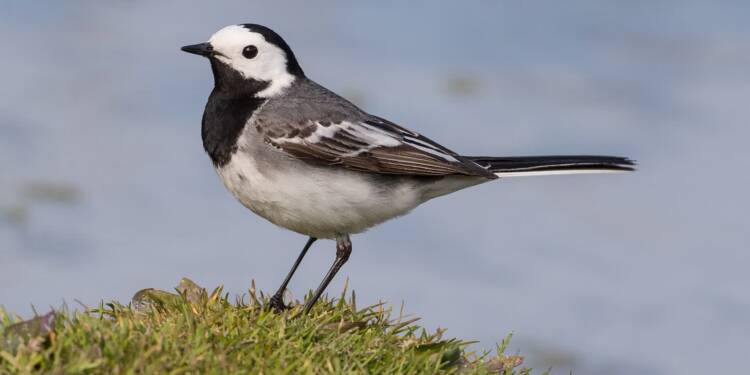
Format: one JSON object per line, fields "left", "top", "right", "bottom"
{"left": 262, "top": 118, "right": 494, "bottom": 177}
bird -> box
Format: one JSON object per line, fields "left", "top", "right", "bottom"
{"left": 181, "top": 24, "right": 635, "bottom": 314}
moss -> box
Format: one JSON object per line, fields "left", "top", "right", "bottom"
{"left": 1, "top": 278, "right": 534, "bottom": 374}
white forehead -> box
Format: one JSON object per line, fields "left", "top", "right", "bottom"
{"left": 208, "top": 25, "right": 294, "bottom": 97}
{"left": 209, "top": 25, "right": 266, "bottom": 51}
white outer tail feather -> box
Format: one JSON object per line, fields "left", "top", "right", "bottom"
{"left": 494, "top": 169, "right": 627, "bottom": 178}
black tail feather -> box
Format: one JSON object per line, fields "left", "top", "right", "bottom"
{"left": 466, "top": 155, "right": 636, "bottom": 175}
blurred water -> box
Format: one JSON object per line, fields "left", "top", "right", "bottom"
{"left": 1, "top": 1, "right": 749, "bottom": 374}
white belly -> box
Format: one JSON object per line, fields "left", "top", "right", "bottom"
{"left": 217, "top": 151, "right": 424, "bottom": 238}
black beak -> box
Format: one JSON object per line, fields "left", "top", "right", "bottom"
{"left": 181, "top": 42, "right": 213, "bottom": 57}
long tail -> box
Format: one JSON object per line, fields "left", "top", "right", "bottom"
{"left": 466, "top": 155, "right": 636, "bottom": 177}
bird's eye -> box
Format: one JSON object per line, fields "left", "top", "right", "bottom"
{"left": 242, "top": 45, "right": 258, "bottom": 59}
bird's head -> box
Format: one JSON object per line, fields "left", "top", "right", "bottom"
{"left": 181, "top": 24, "right": 304, "bottom": 98}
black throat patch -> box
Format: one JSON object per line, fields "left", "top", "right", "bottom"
{"left": 201, "top": 59, "right": 269, "bottom": 167}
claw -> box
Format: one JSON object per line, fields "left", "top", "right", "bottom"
{"left": 268, "top": 293, "right": 289, "bottom": 313}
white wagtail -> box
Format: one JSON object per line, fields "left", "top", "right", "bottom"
{"left": 181, "top": 24, "right": 635, "bottom": 314}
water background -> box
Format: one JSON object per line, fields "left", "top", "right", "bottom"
{"left": 2, "top": 1, "right": 749, "bottom": 374}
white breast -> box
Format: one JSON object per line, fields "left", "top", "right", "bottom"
{"left": 216, "top": 144, "right": 424, "bottom": 239}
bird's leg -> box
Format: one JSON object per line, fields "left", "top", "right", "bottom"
{"left": 269, "top": 237, "right": 317, "bottom": 312}
{"left": 302, "top": 235, "right": 352, "bottom": 315}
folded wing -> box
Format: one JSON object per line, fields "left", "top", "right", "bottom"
{"left": 261, "top": 117, "right": 495, "bottom": 177}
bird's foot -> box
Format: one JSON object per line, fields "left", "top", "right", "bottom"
{"left": 268, "top": 293, "right": 289, "bottom": 313}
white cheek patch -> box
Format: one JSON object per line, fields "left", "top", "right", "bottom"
{"left": 208, "top": 25, "right": 296, "bottom": 98}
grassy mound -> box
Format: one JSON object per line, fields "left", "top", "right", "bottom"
{"left": 1, "top": 279, "right": 532, "bottom": 374}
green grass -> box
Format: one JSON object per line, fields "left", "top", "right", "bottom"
{"left": 0, "top": 279, "right": 533, "bottom": 374}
